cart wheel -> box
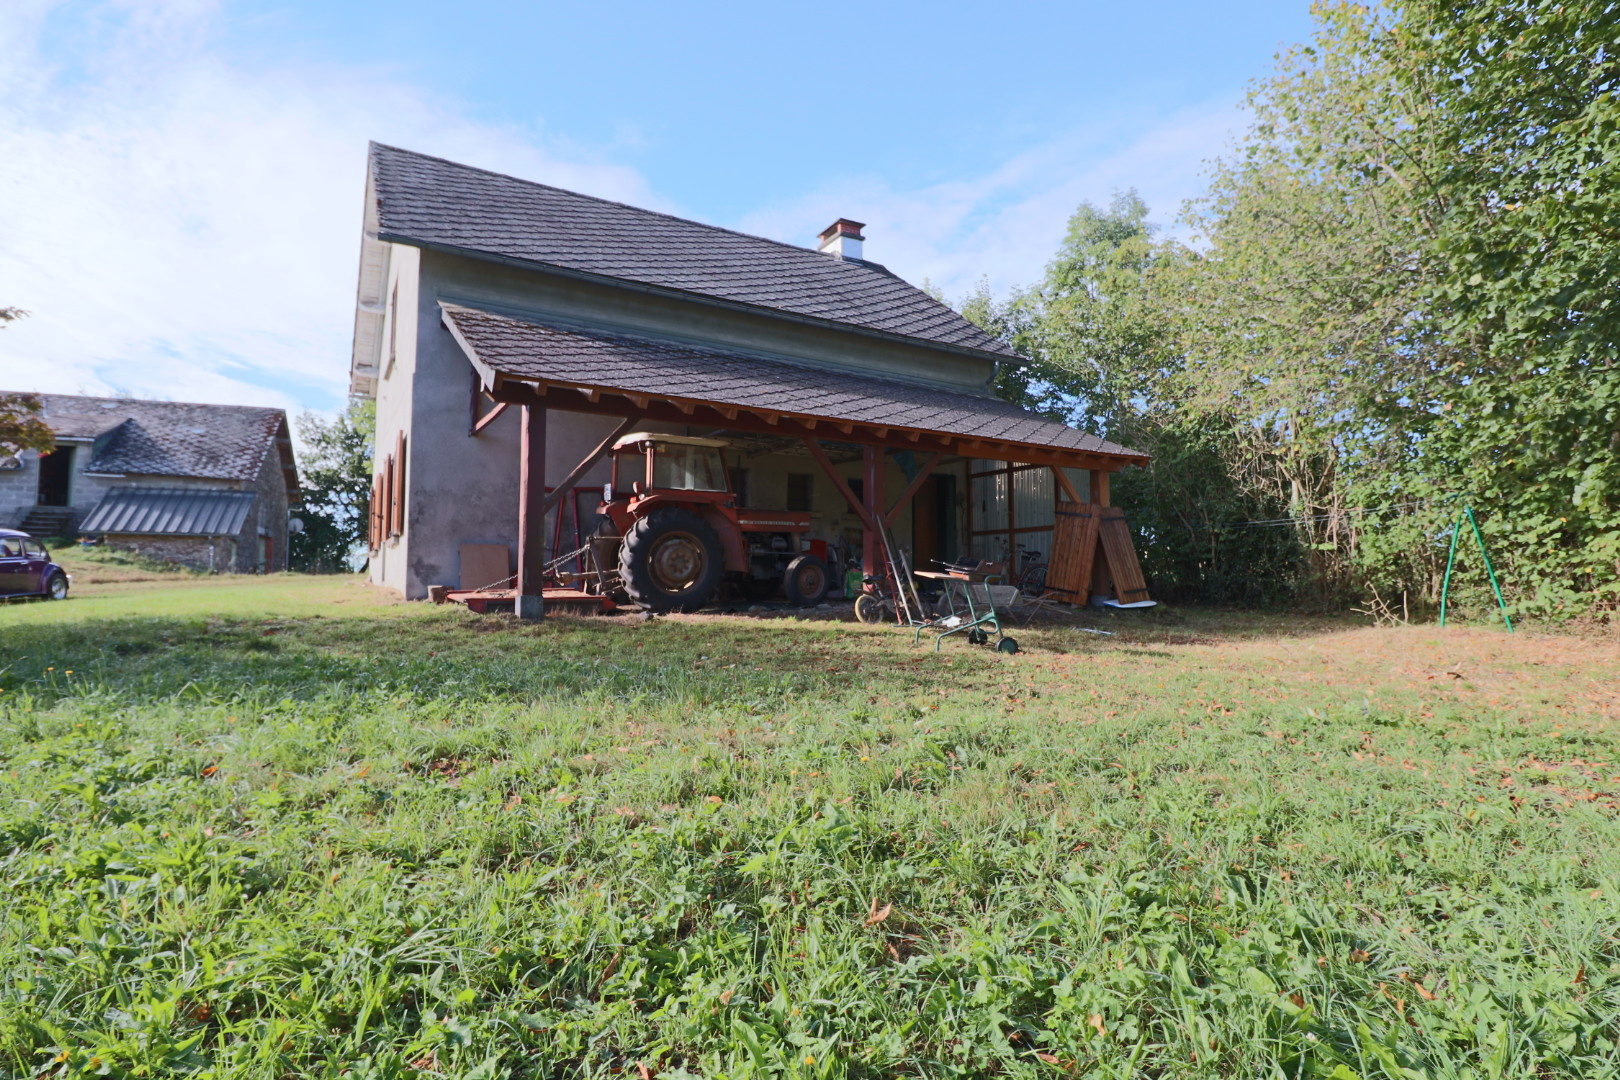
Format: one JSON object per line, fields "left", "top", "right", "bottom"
{"left": 996, "top": 636, "right": 1020, "bottom": 654}
{"left": 854, "top": 593, "right": 888, "bottom": 625}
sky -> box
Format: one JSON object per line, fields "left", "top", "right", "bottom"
{"left": 0, "top": 0, "right": 1318, "bottom": 417}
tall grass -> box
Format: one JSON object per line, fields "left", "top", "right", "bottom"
{"left": 2, "top": 587, "right": 1617, "bottom": 1078}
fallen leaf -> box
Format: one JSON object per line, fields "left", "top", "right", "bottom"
{"left": 1575, "top": 965, "right": 1587, "bottom": 985}
{"left": 1088, "top": 1013, "right": 1106, "bottom": 1035}
{"left": 503, "top": 794, "right": 522, "bottom": 811}
{"left": 865, "top": 899, "right": 893, "bottom": 927}
{"left": 1349, "top": 948, "right": 1372, "bottom": 964}
{"left": 637, "top": 1064, "right": 653, "bottom": 1080}
{"left": 354, "top": 763, "right": 371, "bottom": 779}
{"left": 200, "top": 765, "right": 219, "bottom": 778}
{"left": 1287, "top": 991, "right": 1305, "bottom": 1008}
{"left": 719, "top": 989, "right": 734, "bottom": 1005}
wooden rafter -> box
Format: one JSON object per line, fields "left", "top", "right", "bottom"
{"left": 883, "top": 452, "right": 944, "bottom": 526}
{"left": 801, "top": 437, "right": 878, "bottom": 533}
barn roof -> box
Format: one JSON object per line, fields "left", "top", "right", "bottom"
{"left": 441, "top": 303, "right": 1145, "bottom": 466}
{"left": 26, "top": 393, "right": 296, "bottom": 491}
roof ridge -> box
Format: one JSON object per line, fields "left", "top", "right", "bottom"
{"left": 32, "top": 392, "right": 284, "bottom": 415}
{"left": 369, "top": 142, "right": 899, "bottom": 280}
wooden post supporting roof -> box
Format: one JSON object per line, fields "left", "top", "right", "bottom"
{"left": 862, "top": 446, "right": 884, "bottom": 576}
{"left": 516, "top": 404, "right": 547, "bottom": 620}
{"left": 1089, "top": 469, "right": 1110, "bottom": 507}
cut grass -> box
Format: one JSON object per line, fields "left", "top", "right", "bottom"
{"left": 1, "top": 580, "right": 1617, "bottom": 1079}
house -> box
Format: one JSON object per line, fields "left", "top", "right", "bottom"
{"left": 0, "top": 394, "right": 298, "bottom": 572}
{"left": 349, "top": 143, "right": 1146, "bottom": 613}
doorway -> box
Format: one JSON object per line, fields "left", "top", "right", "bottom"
{"left": 36, "top": 446, "right": 73, "bottom": 507}
{"left": 910, "top": 474, "right": 958, "bottom": 571}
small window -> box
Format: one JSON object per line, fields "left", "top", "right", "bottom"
{"left": 786, "top": 472, "right": 814, "bottom": 512}
{"left": 0, "top": 538, "right": 21, "bottom": 557}
{"left": 24, "top": 541, "right": 46, "bottom": 558}
{"left": 847, "top": 478, "right": 864, "bottom": 507}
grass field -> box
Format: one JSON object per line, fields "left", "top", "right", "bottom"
{"left": 1, "top": 574, "right": 1617, "bottom": 1079}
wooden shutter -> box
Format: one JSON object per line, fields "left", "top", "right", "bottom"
{"left": 1046, "top": 501, "right": 1100, "bottom": 605}
{"left": 390, "top": 432, "right": 406, "bottom": 537}
{"left": 1098, "top": 507, "right": 1150, "bottom": 602}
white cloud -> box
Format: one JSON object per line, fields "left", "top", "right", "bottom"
{"left": 0, "top": 0, "right": 659, "bottom": 413}
{"left": 734, "top": 100, "right": 1243, "bottom": 304}
{"left": 1, "top": 0, "right": 1245, "bottom": 420}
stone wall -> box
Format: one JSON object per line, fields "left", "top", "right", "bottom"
{"left": 105, "top": 535, "right": 237, "bottom": 572}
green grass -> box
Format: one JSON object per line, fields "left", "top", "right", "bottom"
{"left": 1, "top": 579, "right": 1617, "bottom": 1079}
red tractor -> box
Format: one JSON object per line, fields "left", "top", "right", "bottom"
{"left": 594, "top": 433, "right": 831, "bottom": 613}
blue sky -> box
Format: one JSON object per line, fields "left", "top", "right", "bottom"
{"left": 1, "top": 0, "right": 1317, "bottom": 415}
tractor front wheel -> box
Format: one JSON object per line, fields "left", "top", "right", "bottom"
{"left": 619, "top": 508, "right": 723, "bottom": 613}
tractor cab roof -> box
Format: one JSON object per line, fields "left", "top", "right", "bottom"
{"left": 611, "top": 432, "right": 731, "bottom": 452}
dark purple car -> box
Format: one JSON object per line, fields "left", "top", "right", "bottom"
{"left": 0, "top": 529, "right": 70, "bottom": 600}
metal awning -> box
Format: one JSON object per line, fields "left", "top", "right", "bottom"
{"left": 80, "top": 487, "right": 255, "bottom": 537}
{"left": 440, "top": 303, "right": 1146, "bottom": 471}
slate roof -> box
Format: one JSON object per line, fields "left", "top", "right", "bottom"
{"left": 440, "top": 304, "right": 1145, "bottom": 462}
{"left": 370, "top": 143, "right": 1018, "bottom": 359}
{"left": 80, "top": 487, "right": 257, "bottom": 537}
{"left": 27, "top": 394, "right": 294, "bottom": 487}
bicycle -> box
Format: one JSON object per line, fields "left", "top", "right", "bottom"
{"left": 1010, "top": 543, "right": 1049, "bottom": 598}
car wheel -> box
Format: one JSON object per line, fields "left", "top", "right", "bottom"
{"left": 618, "top": 507, "right": 723, "bottom": 613}
{"left": 45, "top": 571, "right": 69, "bottom": 601}
{"left": 783, "top": 553, "right": 829, "bottom": 606}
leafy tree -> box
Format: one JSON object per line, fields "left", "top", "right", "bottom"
{"left": 289, "top": 399, "right": 374, "bottom": 573}
{"left": 1387, "top": 0, "right": 1620, "bottom": 616}
{"left": 0, "top": 309, "right": 54, "bottom": 457}
{"left": 971, "top": 1, "right": 1619, "bottom": 618}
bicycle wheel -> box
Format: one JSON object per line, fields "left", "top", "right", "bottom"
{"left": 1018, "top": 563, "right": 1047, "bottom": 597}
{"left": 854, "top": 593, "right": 891, "bottom": 625}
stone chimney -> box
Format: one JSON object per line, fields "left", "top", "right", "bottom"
{"left": 817, "top": 218, "right": 865, "bottom": 260}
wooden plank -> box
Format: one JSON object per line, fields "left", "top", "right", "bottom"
{"left": 1045, "top": 501, "right": 1099, "bottom": 604}
{"left": 1098, "top": 507, "right": 1151, "bottom": 601}
{"left": 459, "top": 543, "right": 511, "bottom": 591}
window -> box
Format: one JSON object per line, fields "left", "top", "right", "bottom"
{"left": 786, "top": 472, "right": 814, "bottom": 512}
{"left": 652, "top": 442, "right": 726, "bottom": 491}
{"left": 728, "top": 468, "right": 750, "bottom": 507}
{"left": 0, "top": 538, "right": 21, "bottom": 557}
{"left": 847, "top": 478, "right": 864, "bottom": 508}
{"left": 23, "top": 541, "right": 45, "bottom": 558}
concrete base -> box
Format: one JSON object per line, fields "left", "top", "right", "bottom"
{"left": 516, "top": 594, "right": 545, "bottom": 620}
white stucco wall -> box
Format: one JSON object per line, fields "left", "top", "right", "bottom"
{"left": 363, "top": 246, "right": 1005, "bottom": 600}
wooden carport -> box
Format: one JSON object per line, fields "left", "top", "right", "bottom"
{"left": 441, "top": 303, "right": 1148, "bottom": 619}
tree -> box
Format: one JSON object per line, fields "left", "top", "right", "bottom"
{"left": 0, "top": 309, "right": 53, "bottom": 458}
{"left": 289, "top": 399, "right": 375, "bottom": 573}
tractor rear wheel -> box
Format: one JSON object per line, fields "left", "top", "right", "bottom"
{"left": 619, "top": 508, "right": 723, "bottom": 613}
{"left": 783, "top": 553, "right": 829, "bottom": 606}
